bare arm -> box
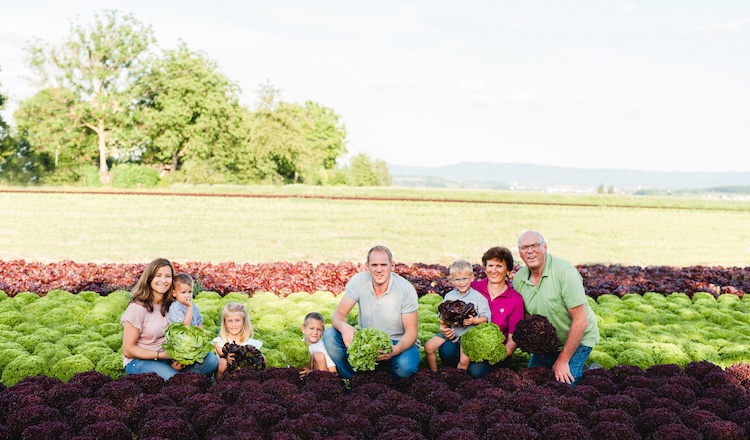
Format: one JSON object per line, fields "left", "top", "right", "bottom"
{"left": 331, "top": 296, "right": 357, "bottom": 347}
{"left": 439, "top": 319, "right": 456, "bottom": 340}
{"left": 505, "top": 333, "right": 518, "bottom": 357}
{"left": 378, "top": 311, "right": 418, "bottom": 361}
{"left": 214, "top": 341, "right": 225, "bottom": 356}
{"left": 464, "top": 315, "right": 488, "bottom": 326}
{"left": 182, "top": 303, "right": 194, "bottom": 326}
{"left": 552, "top": 304, "right": 588, "bottom": 384}
{"left": 122, "top": 321, "right": 168, "bottom": 361}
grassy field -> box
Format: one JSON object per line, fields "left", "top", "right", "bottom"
{"left": 8, "top": 183, "right": 750, "bottom": 210}
{"left": 2, "top": 186, "right": 749, "bottom": 267}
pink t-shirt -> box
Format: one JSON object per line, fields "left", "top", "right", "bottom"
{"left": 470, "top": 278, "right": 525, "bottom": 339}
{"left": 120, "top": 302, "right": 168, "bottom": 367}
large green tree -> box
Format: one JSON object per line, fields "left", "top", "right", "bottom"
{"left": 23, "top": 10, "right": 155, "bottom": 181}
{"left": 244, "top": 83, "right": 308, "bottom": 183}
{"left": 243, "top": 83, "right": 349, "bottom": 184}
{"left": 14, "top": 87, "right": 94, "bottom": 169}
{"left": 0, "top": 76, "right": 11, "bottom": 166}
{"left": 134, "top": 43, "right": 246, "bottom": 173}
{"left": 347, "top": 153, "right": 392, "bottom": 186}
{"left": 298, "top": 101, "right": 347, "bottom": 184}
{"left": 1, "top": 74, "right": 52, "bottom": 184}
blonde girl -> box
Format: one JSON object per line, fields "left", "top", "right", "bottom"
{"left": 213, "top": 302, "right": 263, "bottom": 379}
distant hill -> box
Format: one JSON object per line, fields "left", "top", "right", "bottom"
{"left": 388, "top": 162, "right": 750, "bottom": 194}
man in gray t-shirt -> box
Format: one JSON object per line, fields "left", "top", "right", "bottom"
{"left": 323, "top": 245, "right": 420, "bottom": 380}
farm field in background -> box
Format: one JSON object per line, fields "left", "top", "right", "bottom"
{"left": 2, "top": 187, "right": 749, "bottom": 267}
{"left": 5, "top": 183, "right": 750, "bottom": 210}
{"left": 2, "top": 186, "right": 750, "bottom": 439}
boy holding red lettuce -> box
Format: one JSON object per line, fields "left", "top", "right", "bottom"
{"left": 425, "top": 259, "right": 491, "bottom": 371}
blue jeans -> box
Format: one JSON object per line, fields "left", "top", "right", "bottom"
{"left": 323, "top": 327, "right": 420, "bottom": 379}
{"left": 125, "top": 352, "right": 219, "bottom": 381}
{"left": 437, "top": 338, "right": 511, "bottom": 378}
{"left": 528, "top": 345, "right": 592, "bottom": 385}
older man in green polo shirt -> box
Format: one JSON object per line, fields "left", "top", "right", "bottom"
{"left": 514, "top": 230, "right": 599, "bottom": 385}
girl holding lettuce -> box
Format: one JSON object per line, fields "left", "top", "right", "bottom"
{"left": 121, "top": 258, "right": 219, "bottom": 380}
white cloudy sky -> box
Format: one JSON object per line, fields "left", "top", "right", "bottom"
{"left": 1, "top": 1, "right": 749, "bottom": 172}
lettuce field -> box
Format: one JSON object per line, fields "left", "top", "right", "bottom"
{"left": 1, "top": 260, "right": 750, "bottom": 438}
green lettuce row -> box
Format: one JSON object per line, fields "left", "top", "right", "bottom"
{"left": 1, "top": 288, "right": 749, "bottom": 385}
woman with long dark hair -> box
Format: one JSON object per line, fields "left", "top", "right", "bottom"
{"left": 121, "top": 258, "right": 218, "bottom": 380}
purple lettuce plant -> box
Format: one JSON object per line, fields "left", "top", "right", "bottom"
{"left": 438, "top": 299, "right": 477, "bottom": 328}
{"left": 684, "top": 360, "right": 724, "bottom": 381}
{"left": 594, "top": 394, "right": 641, "bottom": 417}
{"left": 376, "top": 414, "right": 422, "bottom": 436}
{"left": 657, "top": 383, "right": 696, "bottom": 405}
{"left": 556, "top": 396, "right": 593, "bottom": 420}
{"left": 635, "top": 407, "right": 678, "bottom": 436}
{"left": 78, "top": 420, "right": 133, "bottom": 440}
{"left": 513, "top": 315, "right": 559, "bottom": 355}
{"left": 589, "top": 421, "right": 640, "bottom": 440}
{"left": 19, "top": 421, "right": 71, "bottom": 440}
{"left": 428, "top": 412, "right": 480, "bottom": 440}
{"left": 649, "top": 423, "right": 701, "bottom": 440}
{"left": 645, "top": 397, "right": 685, "bottom": 414}
{"left": 586, "top": 408, "right": 635, "bottom": 428}
{"left": 690, "top": 397, "right": 731, "bottom": 419}
{"left": 697, "top": 420, "right": 746, "bottom": 440}
{"left": 482, "top": 423, "right": 540, "bottom": 440}
{"left": 541, "top": 422, "right": 592, "bottom": 440}
{"left": 679, "top": 408, "right": 720, "bottom": 431}
{"left": 528, "top": 407, "right": 580, "bottom": 433}
{"left": 376, "top": 428, "right": 427, "bottom": 440}
{"left": 620, "top": 386, "right": 655, "bottom": 405}
{"left": 67, "top": 370, "right": 113, "bottom": 392}
{"left": 139, "top": 418, "right": 197, "bottom": 440}
{"left": 6, "top": 404, "right": 62, "bottom": 435}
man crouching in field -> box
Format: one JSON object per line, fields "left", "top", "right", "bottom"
{"left": 513, "top": 230, "right": 600, "bottom": 385}
{"left": 323, "top": 245, "right": 420, "bottom": 381}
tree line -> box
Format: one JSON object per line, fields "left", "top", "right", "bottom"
{"left": 0, "top": 10, "right": 391, "bottom": 187}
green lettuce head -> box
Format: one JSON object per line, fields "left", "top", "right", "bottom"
{"left": 162, "top": 322, "right": 214, "bottom": 366}
{"left": 461, "top": 322, "right": 507, "bottom": 365}
{"left": 348, "top": 327, "right": 392, "bottom": 372}
{"left": 279, "top": 337, "right": 311, "bottom": 369}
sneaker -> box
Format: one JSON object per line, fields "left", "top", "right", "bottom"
{"left": 588, "top": 363, "right": 604, "bottom": 370}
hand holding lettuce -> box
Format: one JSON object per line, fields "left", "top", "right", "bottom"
{"left": 438, "top": 299, "right": 477, "bottom": 328}
{"left": 347, "top": 327, "right": 393, "bottom": 371}
{"left": 460, "top": 322, "right": 507, "bottom": 364}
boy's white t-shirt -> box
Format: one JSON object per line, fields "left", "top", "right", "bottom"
{"left": 305, "top": 339, "right": 335, "bottom": 368}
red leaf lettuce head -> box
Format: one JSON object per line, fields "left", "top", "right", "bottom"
{"left": 513, "top": 314, "right": 559, "bottom": 355}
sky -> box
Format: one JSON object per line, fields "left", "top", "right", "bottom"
{"left": 1, "top": 1, "right": 749, "bottom": 173}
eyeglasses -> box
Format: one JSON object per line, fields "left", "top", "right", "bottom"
{"left": 519, "top": 243, "right": 543, "bottom": 253}
{"left": 451, "top": 277, "right": 472, "bottom": 283}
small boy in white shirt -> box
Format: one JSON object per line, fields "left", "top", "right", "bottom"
{"left": 301, "top": 312, "right": 337, "bottom": 374}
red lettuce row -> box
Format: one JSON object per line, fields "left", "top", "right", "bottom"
{"left": 0, "top": 260, "right": 748, "bottom": 298}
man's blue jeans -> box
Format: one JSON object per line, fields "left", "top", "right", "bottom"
{"left": 528, "top": 344, "right": 592, "bottom": 385}
{"left": 437, "top": 338, "right": 511, "bottom": 378}
{"left": 323, "top": 327, "right": 420, "bottom": 379}
{"left": 125, "top": 351, "right": 219, "bottom": 381}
